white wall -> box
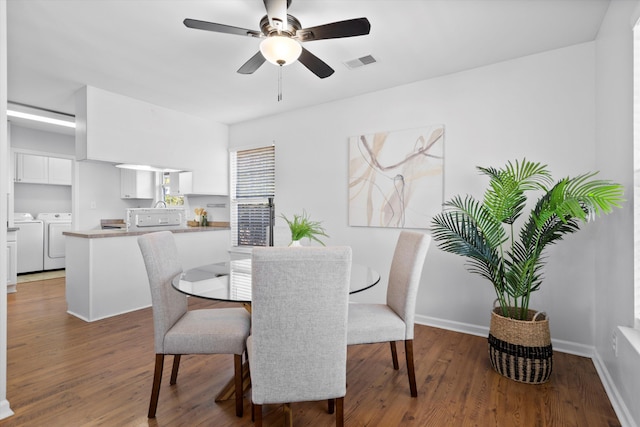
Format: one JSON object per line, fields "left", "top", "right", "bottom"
{"left": 594, "top": 1, "right": 640, "bottom": 426}
{"left": 9, "top": 123, "right": 75, "bottom": 155}
{"left": 74, "top": 161, "right": 149, "bottom": 230}
{"left": 231, "top": 42, "right": 599, "bottom": 347}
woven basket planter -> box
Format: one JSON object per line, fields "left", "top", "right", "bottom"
{"left": 488, "top": 306, "right": 553, "bottom": 384}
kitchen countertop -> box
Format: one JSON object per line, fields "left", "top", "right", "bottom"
{"left": 64, "top": 225, "right": 230, "bottom": 239}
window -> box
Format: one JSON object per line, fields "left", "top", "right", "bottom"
{"left": 230, "top": 145, "right": 275, "bottom": 248}
{"left": 162, "top": 172, "right": 184, "bottom": 206}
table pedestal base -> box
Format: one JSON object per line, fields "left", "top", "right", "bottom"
{"left": 215, "top": 361, "right": 251, "bottom": 401}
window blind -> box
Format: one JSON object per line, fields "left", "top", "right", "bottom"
{"left": 230, "top": 145, "right": 275, "bottom": 247}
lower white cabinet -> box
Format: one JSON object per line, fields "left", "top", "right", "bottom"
{"left": 120, "top": 169, "right": 154, "bottom": 199}
{"left": 7, "top": 229, "right": 18, "bottom": 293}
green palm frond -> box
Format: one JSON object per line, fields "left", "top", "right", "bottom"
{"left": 441, "top": 195, "right": 507, "bottom": 248}
{"left": 430, "top": 159, "right": 624, "bottom": 320}
{"left": 479, "top": 159, "right": 553, "bottom": 224}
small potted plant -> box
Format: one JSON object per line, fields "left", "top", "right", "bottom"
{"left": 280, "top": 210, "right": 329, "bottom": 246}
{"left": 194, "top": 207, "right": 208, "bottom": 226}
{"left": 430, "top": 159, "right": 624, "bottom": 383}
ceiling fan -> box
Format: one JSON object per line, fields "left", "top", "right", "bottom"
{"left": 183, "top": 0, "right": 371, "bottom": 79}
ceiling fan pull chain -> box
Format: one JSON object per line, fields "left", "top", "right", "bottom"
{"left": 278, "top": 65, "right": 283, "bottom": 102}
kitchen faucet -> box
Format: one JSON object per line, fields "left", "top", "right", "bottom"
{"left": 153, "top": 200, "right": 167, "bottom": 208}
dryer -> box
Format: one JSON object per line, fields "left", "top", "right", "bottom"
{"left": 13, "top": 213, "right": 44, "bottom": 273}
{"left": 37, "top": 213, "right": 72, "bottom": 271}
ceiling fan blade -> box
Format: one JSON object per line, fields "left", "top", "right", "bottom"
{"left": 237, "top": 51, "right": 267, "bottom": 74}
{"left": 298, "top": 47, "right": 334, "bottom": 79}
{"left": 184, "top": 18, "right": 262, "bottom": 38}
{"left": 263, "top": 0, "right": 289, "bottom": 31}
{"left": 297, "top": 18, "right": 371, "bottom": 42}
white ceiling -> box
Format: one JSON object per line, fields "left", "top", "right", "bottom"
{"left": 7, "top": 0, "right": 611, "bottom": 125}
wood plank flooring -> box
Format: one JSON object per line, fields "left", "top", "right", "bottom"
{"left": 3, "top": 278, "right": 620, "bottom": 426}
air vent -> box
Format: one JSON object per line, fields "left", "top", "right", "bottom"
{"left": 344, "top": 55, "right": 378, "bottom": 70}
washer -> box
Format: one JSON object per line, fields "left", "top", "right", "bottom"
{"left": 13, "top": 213, "right": 44, "bottom": 274}
{"left": 37, "top": 213, "right": 72, "bottom": 271}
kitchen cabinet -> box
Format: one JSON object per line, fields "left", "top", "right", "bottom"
{"left": 166, "top": 171, "right": 227, "bottom": 196}
{"left": 167, "top": 172, "right": 185, "bottom": 195}
{"left": 175, "top": 171, "right": 228, "bottom": 196}
{"left": 48, "top": 156, "right": 73, "bottom": 185}
{"left": 15, "top": 153, "right": 48, "bottom": 184}
{"left": 120, "top": 169, "right": 154, "bottom": 199}
{"left": 15, "top": 153, "right": 72, "bottom": 185}
{"left": 7, "top": 229, "right": 17, "bottom": 293}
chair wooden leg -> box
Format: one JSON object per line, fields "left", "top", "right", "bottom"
{"left": 389, "top": 341, "right": 399, "bottom": 370}
{"left": 284, "top": 403, "right": 293, "bottom": 427}
{"left": 336, "top": 396, "right": 344, "bottom": 427}
{"left": 405, "top": 339, "right": 417, "bottom": 397}
{"left": 328, "top": 398, "right": 335, "bottom": 414}
{"left": 148, "top": 354, "right": 164, "bottom": 418}
{"left": 254, "top": 404, "right": 262, "bottom": 426}
{"left": 234, "top": 354, "right": 243, "bottom": 417}
{"left": 170, "top": 354, "right": 181, "bottom": 385}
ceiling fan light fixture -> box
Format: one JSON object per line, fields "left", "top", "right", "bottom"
{"left": 260, "top": 35, "right": 302, "bottom": 66}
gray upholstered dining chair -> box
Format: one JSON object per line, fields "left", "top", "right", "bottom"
{"left": 248, "top": 246, "right": 352, "bottom": 427}
{"left": 138, "top": 231, "right": 251, "bottom": 418}
{"left": 347, "top": 230, "right": 431, "bottom": 397}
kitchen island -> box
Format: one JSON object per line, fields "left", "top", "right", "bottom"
{"left": 64, "top": 226, "right": 230, "bottom": 321}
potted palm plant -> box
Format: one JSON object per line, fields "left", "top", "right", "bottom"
{"left": 280, "top": 210, "right": 329, "bottom": 246}
{"left": 430, "top": 159, "right": 624, "bottom": 383}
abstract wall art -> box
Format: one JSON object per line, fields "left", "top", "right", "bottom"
{"left": 348, "top": 124, "right": 444, "bottom": 229}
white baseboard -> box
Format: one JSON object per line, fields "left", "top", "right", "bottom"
{"left": 592, "top": 352, "right": 637, "bottom": 427}
{"left": 0, "top": 400, "right": 14, "bottom": 421}
{"left": 415, "top": 314, "right": 592, "bottom": 357}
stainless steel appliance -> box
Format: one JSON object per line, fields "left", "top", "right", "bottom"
{"left": 126, "top": 208, "right": 187, "bottom": 232}
{"left": 37, "top": 213, "right": 72, "bottom": 271}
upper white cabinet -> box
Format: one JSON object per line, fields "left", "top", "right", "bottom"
{"left": 15, "top": 153, "right": 48, "bottom": 184}
{"left": 166, "top": 170, "right": 227, "bottom": 196}
{"left": 48, "top": 156, "right": 73, "bottom": 185}
{"left": 15, "top": 153, "right": 72, "bottom": 185}
{"left": 166, "top": 172, "right": 185, "bottom": 196}
{"left": 120, "top": 169, "right": 154, "bottom": 199}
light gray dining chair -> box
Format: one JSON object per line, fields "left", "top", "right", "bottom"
{"left": 347, "top": 230, "right": 431, "bottom": 397}
{"left": 138, "top": 231, "right": 251, "bottom": 418}
{"left": 248, "top": 246, "right": 352, "bottom": 427}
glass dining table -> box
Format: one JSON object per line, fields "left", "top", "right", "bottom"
{"left": 171, "top": 257, "right": 381, "bottom": 303}
{"left": 170, "top": 256, "right": 381, "bottom": 402}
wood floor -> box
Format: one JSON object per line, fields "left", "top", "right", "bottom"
{"left": 3, "top": 278, "right": 620, "bottom": 427}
